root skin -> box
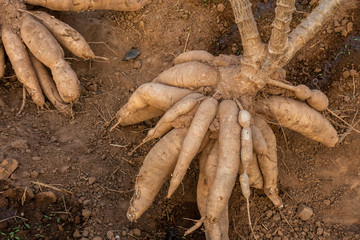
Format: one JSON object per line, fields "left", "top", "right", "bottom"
{"left": 20, "top": 14, "right": 80, "bottom": 103}
{"left": 127, "top": 128, "right": 188, "bottom": 222}
{"left": 258, "top": 96, "right": 338, "bottom": 147}
{"left": 240, "top": 154, "right": 264, "bottom": 189}
{"left": 206, "top": 100, "right": 240, "bottom": 222}
{"left": 153, "top": 61, "right": 219, "bottom": 88}
{"left": 168, "top": 97, "right": 218, "bottom": 198}
{"left": 251, "top": 125, "right": 268, "bottom": 155}
{"left": 147, "top": 93, "right": 204, "bottom": 140}
{"left": 30, "top": 11, "right": 95, "bottom": 60}
{"left": 173, "top": 50, "right": 215, "bottom": 66}
{"left": 1, "top": 25, "right": 45, "bottom": 107}
{"left": 24, "top": 0, "right": 150, "bottom": 12}
{"left": 114, "top": 83, "right": 192, "bottom": 127}
{"left": 0, "top": 43, "right": 5, "bottom": 78}
{"left": 254, "top": 116, "right": 283, "bottom": 207}
{"left": 29, "top": 53, "right": 73, "bottom": 117}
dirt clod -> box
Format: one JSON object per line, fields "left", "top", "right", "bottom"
{"left": 35, "top": 191, "right": 57, "bottom": 204}
{"left": 10, "top": 139, "right": 28, "bottom": 150}
{"left": 297, "top": 204, "right": 314, "bottom": 221}
{"left": 82, "top": 209, "right": 92, "bottom": 219}
{"left": 0, "top": 158, "right": 18, "bottom": 180}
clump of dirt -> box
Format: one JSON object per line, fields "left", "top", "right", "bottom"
{"left": 0, "top": 0, "right": 359, "bottom": 239}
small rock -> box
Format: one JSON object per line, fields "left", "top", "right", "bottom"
{"left": 0, "top": 159, "right": 19, "bottom": 180}
{"left": 297, "top": 204, "right": 313, "bottom": 221}
{"left": 217, "top": 4, "right": 225, "bottom": 12}
{"left": 82, "top": 209, "right": 92, "bottom": 219}
{"left": 83, "top": 199, "right": 91, "bottom": 205}
{"left": 80, "top": 238, "right": 89, "bottom": 240}
{"left": 121, "top": 230, "right": 127, "bottom": 236}
{"left": 35, "top": 191, "right": 57, "bottom": 204}
{"left": 344, "top": 96, "right": 351, "bottom": 102}
{"left": 133, "top": 228, "right": 141, "bottom": 236}
{"left": 93, "top": 237, "right": 102, "bottom": 240}
{"left": 10, "top": 139, "right": 28, "bottom": 150}
{"left": 107, "top": 231, "right": 115, "bottom": 240}
{"left": 323, "top": 199, "right": 331, "bottom": 206}
{"left": 88, "top": 177, "right": 96, "bottom": 185}
{"left": 73, "top": 230, "right": 82, "bottom": 238}
{"left": 133, "top": 61, "right": 142, "bottom": 69}
{"left": 32, "top": 156, "right": 41, "bottom": 161}
{"left": 317, "top": 227, "right": 324, "bottom": 235}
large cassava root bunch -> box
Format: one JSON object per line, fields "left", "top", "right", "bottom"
{"left": 111, "top": 0, "right": 340, "bottom": 239}
{"left": 0, "top": 0, "right": 149, "bottom": 116}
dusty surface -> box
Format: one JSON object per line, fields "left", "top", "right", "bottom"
{"left": 0, "top": 0, "right": 359, "bottom": 239}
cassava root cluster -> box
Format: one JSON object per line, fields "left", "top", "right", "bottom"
{"left": 0, "top": 0, "right": 149, "bottom": 116}
{"left": 111, "top": 0, "right": 341, "bottom": 239}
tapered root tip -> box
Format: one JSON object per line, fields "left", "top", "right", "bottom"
{"left": 166, "top": 188, "right": 175, "bottom": 199}
{"left": 109, "top": 119, "right": 122, "bottom": 132}
{"left": 264, "top": 187, "right": 283, "bottom": 208}
{"left": 126, "top": 202, "right": 138, "bottom": 222}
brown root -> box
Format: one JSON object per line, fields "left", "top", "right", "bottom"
{"left": 253, "top": 116, "right": 283, "bottom": 208}
{"left": 257, "top": 96, "right": 338, "bottom": 147}
{"left": 24, "top": 0, "right": 150, "bottom": 12}
{"left": 127, "top": 128, "right": 188, "bottom": 222}
{"left": 153, "top": 61, "right": 219, "bottom": 88}
{"left": 1, "top": 25, "right": 45, "bottom": 107}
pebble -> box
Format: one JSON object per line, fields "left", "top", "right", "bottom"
{"left": 217, "top": 4, "right": 225, "bottom": 12}
{"left": 93, "top": 237, "right": 102, "bottom": 240}
{"left": 82, "top": 209, "right": 92, "bottom": 219}
{"left": 317, "top": 227, "right": 324, "bottom": 235}
{"left": 107, "top": 231, "right": 115, "bottom": 240}
{"left": 35, "top": 191, "right": 57, "bottom": 204}
{"left": 10, "top": 139, "right": 29, "bottom": 150}
{"left": 88, "top": 177, "right": 96, "bottom": 185}
{"left": 32, "top": 156, "right": 41, "bottom": 161}
{"left": 297, "top": 204, "right": 313, "bottom": 221}
{"left": 323, "top": 199, "right": 331, "bottom": 206}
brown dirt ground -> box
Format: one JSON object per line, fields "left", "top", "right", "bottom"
{"left": 0, "top": 0, "right": 360, "bottom": 239}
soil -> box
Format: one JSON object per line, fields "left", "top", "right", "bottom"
{"left": 1, "top": 0, "right": 360, "bottom": 239}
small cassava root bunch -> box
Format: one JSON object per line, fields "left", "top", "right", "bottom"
{"left": 0, "top": 0, "right": 149, "bottom": 116}
{"left": 111, "top": 0, "right": 340, "bottom": 239}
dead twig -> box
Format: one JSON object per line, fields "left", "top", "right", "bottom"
{"left": 31, "top": 181, "right": 73, "bottom": 195}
